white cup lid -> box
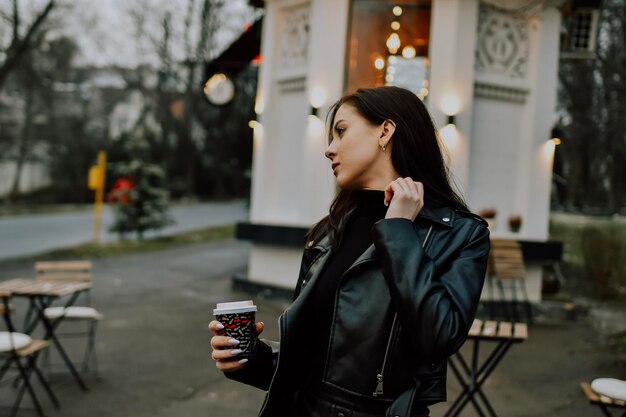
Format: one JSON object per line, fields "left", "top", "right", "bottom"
{"left": 214, "top": 300, "right": 257, "bottom": 315}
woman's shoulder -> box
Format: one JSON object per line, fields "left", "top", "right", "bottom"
{"left": 418, "top": 205, "right": 488, "bottom": 229}
{"left": 453, "top": 208, "right": 489, "bottom": 228}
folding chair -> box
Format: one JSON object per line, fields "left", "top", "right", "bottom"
{"left": 1, "top": 291, "right": 59, "bottom": 417}
{"left": 35, "top": 261, "right": 103, "bottom": 377}
{"left": 581, "top": 381, "right": 626, "bottom": 417}
{"left": 487, "top": 240, "right": 533, "bottom": 323}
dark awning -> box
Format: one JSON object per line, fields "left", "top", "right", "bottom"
{"left": 204, "top": 16, "right": 263, "bottom": 79}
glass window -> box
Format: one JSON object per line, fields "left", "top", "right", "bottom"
{"left": 345, "top": 1, "right": 432, "bottom": 100}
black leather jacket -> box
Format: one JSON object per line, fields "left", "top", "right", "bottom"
{"left": 226, "top": 206, "right": 490, "bottom": 417}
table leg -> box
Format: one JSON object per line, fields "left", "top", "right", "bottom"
{"left": 445, "top": 357, "right": 470, "bottom": 417}
{"left": 29, "top": 351, "right": 60, "bottom": 408}
{"left": 11, "top": 357, "right": 46, "bottom": 417}
{"left": 32, "top": 295, "right": 89, "bottom": 391}
{"left": 447, "top": 345, "right": 494, "bottom": 417}
{"left": 23, "top": 296, "right": 50, "bottom": 334}
{"left": 446, "top": 339, "right": 518, "bottom": 417}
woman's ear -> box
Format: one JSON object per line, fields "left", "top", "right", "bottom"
{"left": 379, "top": 119, "right": 396, "bottom": 149}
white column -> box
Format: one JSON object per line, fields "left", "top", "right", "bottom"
{"left": 246, "top": 0, "right": 350, "bottom": 288}
{"left": 428, "top": 0, "right": 479, "bottom": 195}
{"left": 302, "top": 0, "right": 349, "bottom": 224}
{"left": 522, "top": 7, "right": 561, "bottom": 240}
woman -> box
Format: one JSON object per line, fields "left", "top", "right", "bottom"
{"left": 209, "top": 86, "right": 490, "bottom": 417}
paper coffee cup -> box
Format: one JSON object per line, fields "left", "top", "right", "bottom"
{"left": 214, "top": 300, "right": 258, "bottom": 359}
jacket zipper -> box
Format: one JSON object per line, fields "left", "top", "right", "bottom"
{"left": 373, "top": 313, "right": 398, "bottom": 396}
{"left": 372, "top": 225, "right": 434, "bottom": 398}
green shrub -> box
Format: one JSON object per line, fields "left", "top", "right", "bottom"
{"left": 550, "top": 213, "right": 626, "bottom": 299}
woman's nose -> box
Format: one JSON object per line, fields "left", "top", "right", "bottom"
{"left": 325, "top": 142, "right": 335, "bottom": 160}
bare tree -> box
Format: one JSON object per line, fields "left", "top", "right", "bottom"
{"left": 0, "top": 0, "right": 56, "bottom": 92}
{"left": 118, "top": 0, "right": 229, "bottom": 197}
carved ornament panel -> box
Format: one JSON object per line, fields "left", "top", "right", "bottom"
{"left": 476, "top": 3, "right": 529, "bottom": 80}
{"left": 278, "top": 3, "right": 310, "bottom": 78}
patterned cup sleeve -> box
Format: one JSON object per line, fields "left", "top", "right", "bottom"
{"left": 215, "top": 311, "right": 257, "bottom": 359}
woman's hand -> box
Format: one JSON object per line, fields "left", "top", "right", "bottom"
{"left": 209, "top": 320, "right": 265, "bottom": 372}
{"left": 384, "top": 177, "right": 424, "bottom": 221}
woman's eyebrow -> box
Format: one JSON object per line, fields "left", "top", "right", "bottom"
{"left": 333, "top": 119, "right": 346, "bottom": 129}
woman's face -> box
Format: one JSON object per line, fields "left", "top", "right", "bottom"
{"left": 325, "top": 104, "right": 396, "bottom": 190}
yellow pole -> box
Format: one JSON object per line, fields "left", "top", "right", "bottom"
{"left": 91, "top": 151, "right": 107, "bottom": 242}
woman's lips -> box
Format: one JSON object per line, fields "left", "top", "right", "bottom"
{"left": 332, "top": 163, "right": 340, "bottom": 175}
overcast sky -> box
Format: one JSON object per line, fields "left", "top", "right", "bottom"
{"left": 1, "top": 0, "right": 257, "bottom": 68}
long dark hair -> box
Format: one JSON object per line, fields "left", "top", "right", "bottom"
{"left": 307, "top": 86, "right": 468, "bottom": 249}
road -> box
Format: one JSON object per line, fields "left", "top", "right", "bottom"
{"left": 0, "top": 201, "right": 249, "bottom": 260}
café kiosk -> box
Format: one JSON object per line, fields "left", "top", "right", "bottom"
{"left": 216, "top": 0, "right": 572, "bottom": 303}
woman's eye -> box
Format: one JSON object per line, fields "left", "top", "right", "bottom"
{"left": 336, "top": 128, "right": 345, "bottom": 136}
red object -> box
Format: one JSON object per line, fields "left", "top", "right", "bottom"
{"left": 107, "top": 178, "right": 135, "bottom": 204}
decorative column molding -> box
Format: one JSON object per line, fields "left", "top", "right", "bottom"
{"left": 474, "top": 1, "right": 531, "bottom": 91}
{"left": 474, "top": 83, "right": 529, "bottom": 103}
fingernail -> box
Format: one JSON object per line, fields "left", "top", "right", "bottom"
{"left": 216, "top": 323, "right": 224, "bottom": 330}
{"left": 230, "top": 349, "right": 243, "bottom": 356}
{"left": 258, "top": 322, "right": 264, "bottom": 326}
{"left": 228, "top": 338, "right": 240, "bottom": 345}
{"left": 238, "top": 358, "right": 249, "bottom": 364}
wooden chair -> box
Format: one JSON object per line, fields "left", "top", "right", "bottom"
{"left": 581, "top": 382, "right": 626, "bottom": 416}
{"left": 35, "top": 261, "right": 103, "bottom": 377}
{"left": 0, "top": 290, "right": 59, "bottom": 417}
{"left": 487, "top": 240, "right": 532, "bottom": 323}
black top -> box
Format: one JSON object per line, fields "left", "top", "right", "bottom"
{"left": 310, "top": 189, "right": 388, "bottom": 383}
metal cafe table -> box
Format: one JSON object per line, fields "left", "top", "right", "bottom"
{"left": 0, "top": 278, "right": 92, "bottom": 391}
{"left": 444, "top": 318, "right": 528, "bottom": 417}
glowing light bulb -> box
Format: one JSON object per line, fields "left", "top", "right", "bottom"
{"left": 393, "top": 6, "right": 402, "bottom": 16}
{"left": 440, "top": 124, "right": 458, "bottom": 151}
{"left": 387, "top": 66, "right": 396, "bottom": 75}
{"left": 543, "top": 139, "right": 556, "bottom": 159}
{"left": 308, "top": 115, "right": 325, "bottom": 137}
{"left": 391, "top": 21, "right": 400, "bottom": 31}
{"left": 389, "top": 56, "right": 398, "bottom": 65}
{"left": 386, "top": 33, "right": 401, "bottom": 50}
{"left": 441, "top": 94, "right": 461, "bottom": 116}
{"left": 386, "top": 74, "right": 394, "bottom": 83}
{"left": 310, "top": 87, "right": 326, "bottom": 109}
{"left": 254, "top": 97, "right": 264, "bottom": 115}
{"left": 374, "top": 57, "right": 385, "bottom": 70}
{"left": 402, "top": 46, "right": 416, "bottom": 59}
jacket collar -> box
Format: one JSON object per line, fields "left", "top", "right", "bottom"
{"left": 418, "top": 206, "right": 455, "bottom": 228}
{"left": 311, "top": 205, "right": 455, "bottom": 252}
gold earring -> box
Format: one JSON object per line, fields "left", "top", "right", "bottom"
{"left": 381, "top": 145, "right": 386, "bottom": 152}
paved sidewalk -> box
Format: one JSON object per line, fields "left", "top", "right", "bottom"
{"left": 0, "top": 238, "right": 624, "bottom": 417}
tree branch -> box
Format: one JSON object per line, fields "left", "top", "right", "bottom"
{"left": 0, "top": 0, "right": 55, "bottom": 91}
{"left": 12, "top": 0, "right": 19, "bottom": 43}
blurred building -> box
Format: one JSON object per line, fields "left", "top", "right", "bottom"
{"left": 213, "top": 0, "right": 601, "bottom": 301}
